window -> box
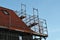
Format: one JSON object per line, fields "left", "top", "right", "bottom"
{"left": 2, "top": 10, "right": 9, "bottom": 15}
{"left": 19, "top": 36, "right": 22, "bottom": 40}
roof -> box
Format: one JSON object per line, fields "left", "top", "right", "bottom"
{"left": 0, "top": 7, "right": 42, "bottom": 36}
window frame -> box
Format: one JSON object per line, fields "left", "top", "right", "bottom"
{"left": 2, "top": 10, "right": 9, "bottom": 15}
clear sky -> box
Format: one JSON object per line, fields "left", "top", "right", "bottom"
{"left": 0, "top": 0, "right": 60, "bottom": 40}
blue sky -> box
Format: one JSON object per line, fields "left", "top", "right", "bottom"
{"left": 0, "top": 0, "right": 60, "bottom": 40}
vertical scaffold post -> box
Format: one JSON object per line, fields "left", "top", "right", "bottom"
{"left": 21, "top": 4, "right": 26, "bottom": 16}
{"left": 33, "top": 8, "right": 38, "bottom": 39}
{"left": 20, "top": 3, "right": 26, "bottom": 19}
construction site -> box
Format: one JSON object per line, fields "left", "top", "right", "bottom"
{"left": 0, "top": 4, "right": 48, "bottom": 40}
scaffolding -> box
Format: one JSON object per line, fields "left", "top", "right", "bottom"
{"left": 15, "top": 4, "right": 26, "bottom": 19}
{"left": 15, "top": 4, "right": 48, "bottom": 40}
